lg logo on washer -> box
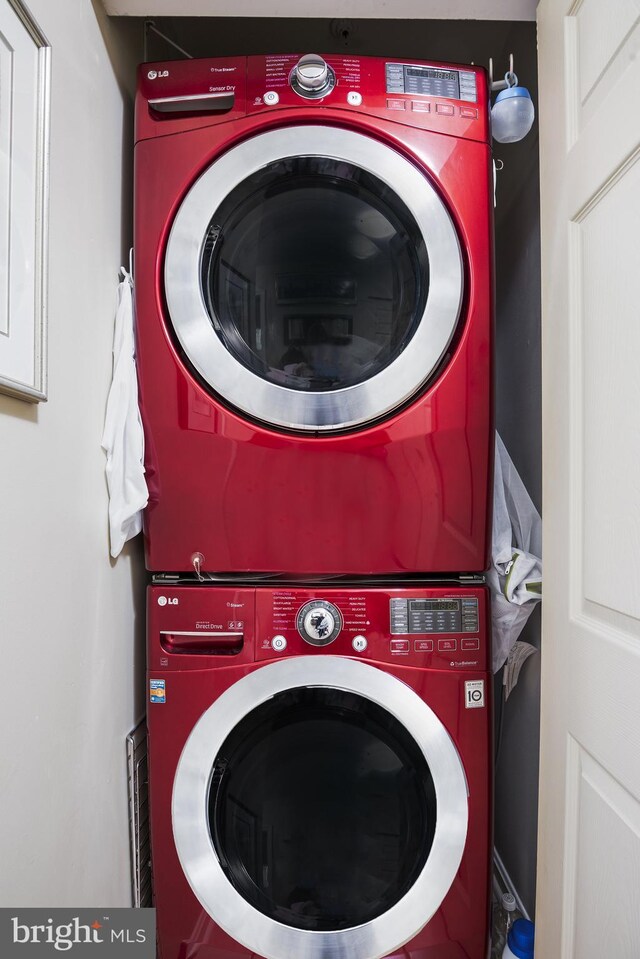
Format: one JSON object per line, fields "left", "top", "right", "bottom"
{"left": 157, "top": 596, "right": 179, "bottom": 607}
{"left": 147, "top": 69, "right": 169, "bottom": 79}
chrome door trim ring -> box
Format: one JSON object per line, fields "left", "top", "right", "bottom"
{"left": 172, "top": 656, "right": 468, "bottom": 959}
{"left": 164, "top": 126, "right": 463, "bottom": 432}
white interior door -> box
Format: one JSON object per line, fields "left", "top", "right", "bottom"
{"left": 536, "top": 1, "right": 640, "bottom": 955}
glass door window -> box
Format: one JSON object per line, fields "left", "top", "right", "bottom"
{"left": 208, "top": 687, "right": 436, "bottom": 931}
{"left": 164, "top": 127, "right": 463, "bottom": 431}
{"left": 201, "top": 158, "right": 428, "bottom": 393}
{"left": 172, "top": 658, "right": 469, "bottom": 959}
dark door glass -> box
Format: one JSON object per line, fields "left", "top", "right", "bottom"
{"left": 200, "top": 157, "right": 429, "bottom": 392}
{"left": 208, "top": 687, "right": 437, "bottom": 931}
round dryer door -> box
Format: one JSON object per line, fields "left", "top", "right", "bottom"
{"left": 172, "top": 657, "right": 468, "bottom": 959}
{"left": 164, "top": 126, "right": 463, "bottom": 432}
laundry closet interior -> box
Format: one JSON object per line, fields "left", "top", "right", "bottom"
{"left": 121, "top": 5, "right": 540, "bottom": 955}
{"left": 0, "top": 2, "right": 541, "bottom": 956}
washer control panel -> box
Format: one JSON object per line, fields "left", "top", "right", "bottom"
{"left": 255, "top": 587, "right": 488, "bottom": 670}
{"left": 148, "top": 586, "right": 488, "bottom": 672}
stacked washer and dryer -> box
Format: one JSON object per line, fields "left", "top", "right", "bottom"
{"left": 134, "top": 52, "right": 494, "bottom": 959}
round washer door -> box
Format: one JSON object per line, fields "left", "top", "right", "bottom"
{"left": 172, "top": 656, "right": 468, "bottom": 959}
{"left": 164, "top": 126, "right": 463, "bottom": 432}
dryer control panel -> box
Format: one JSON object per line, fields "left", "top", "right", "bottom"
{"left": 246, "top": 54, "right": 488, "bottom": 140}
{"left": 148, "top": 584, "right": 489, "bottom": 672}
{"left": 136, "top": 54, "right": 489, "bottom": 144}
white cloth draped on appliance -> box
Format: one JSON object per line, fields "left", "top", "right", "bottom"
{"left": 101, "top": 268, "right": 148, "bottom": 558}
{"left": 489, "top": 433, "right": 542, "bottom": 673}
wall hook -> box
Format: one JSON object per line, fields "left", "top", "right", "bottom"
{"left": 489, "top": 54, "right": 517, "bottom": 92}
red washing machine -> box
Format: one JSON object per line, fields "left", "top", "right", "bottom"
{"left": 147, "top": 583, "right": 492, "bottom": 959}
{"left": 134, "top": 55, "right": 493, "bottom": 577}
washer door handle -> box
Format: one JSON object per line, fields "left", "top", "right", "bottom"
{"left": 149, "top": 92, "right": 235, "bottom": 115}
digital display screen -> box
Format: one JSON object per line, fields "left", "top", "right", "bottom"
{"left": 410, "top": 600, "right": 459, "bottom": 612}
{"left": 385, "top": 62, "right": 476, "bottom": 102}
{"left": 406, "top": 67, "right": 457, "bottom": 82}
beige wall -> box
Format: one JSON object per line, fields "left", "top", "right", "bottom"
{"left": 0, "top": 0, "right": 143, "bottom": 906}
{"left": 100, "top": 0, "right": 537, "bottom": 19}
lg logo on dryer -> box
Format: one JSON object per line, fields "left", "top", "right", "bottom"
{"left": 157, "top": 596, "right": 179, "bottom": 606}
{"left": 147, "top": 69, "right": 169, "bottom": 79}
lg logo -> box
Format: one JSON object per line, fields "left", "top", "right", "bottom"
{"left": 147, "top": 69, "right": 169, "bottom": 79}
{"left": 157, "top": 596, "right": 179, "bottom": 607}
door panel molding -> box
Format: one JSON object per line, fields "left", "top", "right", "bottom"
{"left": 537, "top": 0, "right": 640, "bottom": 953}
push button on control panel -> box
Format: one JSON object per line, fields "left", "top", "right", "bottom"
{"left": 458, "top": 70, "right": 478, "bottom": 102}
{"left": 438, "top": 639, "right": 458, "bottom": 652}
{"left": 271, "top": 635, "right": 287, "bottom": 652}
{"left": 461, "top": 597, "right": 480, "bottom": 632}
{"left": 461, "top": 638, "right": 480, "bottom": 651}
{"left": 352, "top": 635, "right": 368, "bottom": 652}
{"left": 390, "top": 639, "right": 410, "bottom": 653}
{"left": 435, "top": 103, "right": 454, "bottom": 116}
{"left": 414, "top": 640, "right": 434, "bottom": 652}
{"left": 347, "top": 91, "right": 362, "bottom": 106}
{"left": 263, "top": 90, "right": 280, "bottom": 105}
{"left": 411, "top": 100, "right": 430, "bottom": 112}
{"left": 386, "top": 98, "right": 406, "bottom": 110}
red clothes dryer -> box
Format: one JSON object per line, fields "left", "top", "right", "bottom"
{"left": 134, "top": 54, "right": 493, "bottom": 576}
{"left": 147, "top": 583, "right": 492, "bottom": 959}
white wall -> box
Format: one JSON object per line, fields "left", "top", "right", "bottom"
{"left": 0, "top": 0, "right": 143, "bottom": 906}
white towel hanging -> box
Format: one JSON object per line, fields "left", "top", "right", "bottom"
{"left": 101, "top": 268, "right": 148, "bottom": 558}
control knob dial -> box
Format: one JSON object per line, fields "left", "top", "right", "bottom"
{"left": 297, "top": 599, "right": 343, "bottom": 646}
{"left": 290, "top": 54, "right": 336, "bottom": 99}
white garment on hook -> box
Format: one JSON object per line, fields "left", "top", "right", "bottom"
{"left": 488, "top": 433, "right": 542, "bottom": 673}
{"left": 101, "top": 269, "right": 148, "bottom": 558}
